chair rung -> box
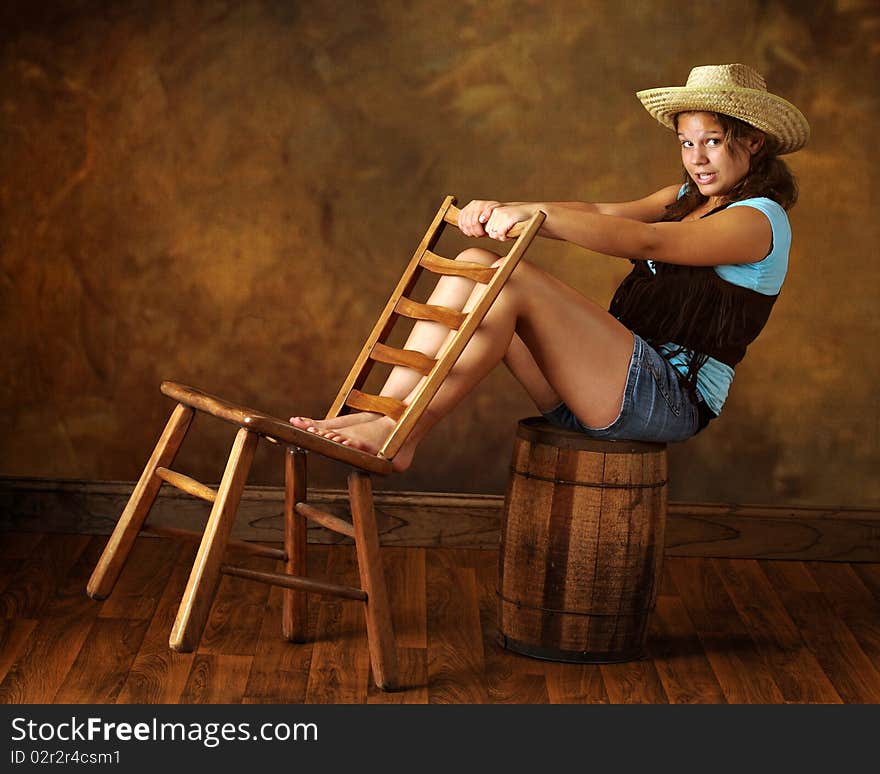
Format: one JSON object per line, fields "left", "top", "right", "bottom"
{"left": 394, "top": 296, "right": 466, "bottom": 329}
{"left": 370, "top": 342, "right": 436, "bottom": 376}
{"left": 345, "top": 389, "right": 406, "bottom": 420}
{"left": 220, "top": 564, "right": 367, "bottom": 601}
{"left": 295, "top": 502, "right": 355, "bottom": 538}
{"left": 420, "top": 250, "right": 497, "bottom": 283}
{"left": 141, "top": 525, "right": 287, "bottom": 560}
{"left": 155, "top": 467, "right": 217, "bottom": 502}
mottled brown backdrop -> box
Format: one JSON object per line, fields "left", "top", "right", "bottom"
{"left": 1, "top": 0, "right": 877, "bottom": 505}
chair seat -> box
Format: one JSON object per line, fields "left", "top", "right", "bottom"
{"left": 160, "top": 381, "right": 394, "bottom": 475}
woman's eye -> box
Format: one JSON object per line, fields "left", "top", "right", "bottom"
{"left": 681, "top": 140, "right": 693, "bottom": 148}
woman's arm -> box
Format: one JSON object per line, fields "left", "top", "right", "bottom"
{"left": 457, "top": 186, "right": 680, "bottom": 238}
{"left": 487, "top": 199, "right": 773, "bottom": 267}
{"left": 552, "top": 184, "right": 682, "bottom": 222}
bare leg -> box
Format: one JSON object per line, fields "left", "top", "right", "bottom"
{"left": 291, "top": 248, "right": 518, "bottom": 429}
{"left": 502, "top": 333, "right": 562, "bottom": 413}
{"left": 316, "top": 255, "right": 634, "bottom": 471}
{"left": 297, "top": 333, "right": 561, "bottom": 431}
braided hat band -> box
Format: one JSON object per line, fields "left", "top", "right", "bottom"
{"left": 637, "top": 64, "right": 810, "bottom": 155}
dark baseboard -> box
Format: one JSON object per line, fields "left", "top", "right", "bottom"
{"left": 1, "top": 476, "right": 878, "bottom": 562}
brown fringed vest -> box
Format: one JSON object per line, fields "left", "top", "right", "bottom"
{"left": 608, "top": 204, "right": 779, "bottom": 409}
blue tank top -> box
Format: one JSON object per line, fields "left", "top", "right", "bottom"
{"left": 648, "top": 194, "right": 791, "bottom": 415}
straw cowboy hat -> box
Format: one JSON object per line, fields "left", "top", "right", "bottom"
{"left": 636, "top": 63, "right": 810, "bottom": 155}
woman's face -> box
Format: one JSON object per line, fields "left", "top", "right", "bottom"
{"left": 676, "top": 112, "right": 760, "bottom": 198}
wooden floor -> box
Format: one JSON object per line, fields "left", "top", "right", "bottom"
{"left": 1, "top": 532, "right": 880, "bottom": 704}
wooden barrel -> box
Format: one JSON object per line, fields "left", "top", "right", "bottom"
{"left": 497, "top": 417, "right": 668, "bottom": 663}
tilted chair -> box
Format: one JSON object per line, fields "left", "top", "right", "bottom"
{"left": 86, "top": 196, "right": 546, "bottom": 690}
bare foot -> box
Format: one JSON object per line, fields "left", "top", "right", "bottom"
{"left": 312, "top": 415, "right": 395, "bottom": 452}
{"left": 289, "top": 411, "right": 380, "bottom": 432}
{"left": 308, "top": 416, "right": 412, "bottom": 471}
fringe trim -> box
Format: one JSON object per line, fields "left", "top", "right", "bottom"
{"left": 609, "top": 261, "right": 777, "bottom": 395}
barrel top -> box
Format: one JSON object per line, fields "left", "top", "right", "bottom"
{"left": 516, "top": 417, "right": 667, "bottom": 454}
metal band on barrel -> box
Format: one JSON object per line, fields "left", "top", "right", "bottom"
{"left": 496, "top": 589, "right": 656, "bottom": 618}
{"left": 509, "top": 467, "right": 667, "bottom": 490}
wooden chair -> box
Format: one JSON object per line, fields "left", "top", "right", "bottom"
{"left": 86, "top": 196, "right": 546, "bottom": 690}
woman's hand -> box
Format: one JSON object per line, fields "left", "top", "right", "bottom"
{"left": 457, "top": 200, "right": 502, "bottom": 237}
{"left": 484, "top": 204, "right": 537, "bottom": 241}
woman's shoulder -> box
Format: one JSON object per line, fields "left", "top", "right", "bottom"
{"left": 726, "top": 197, "right": 791, "bottom": 235}
{"left": 714, "top": 197, "right": 791, "bottom": 295}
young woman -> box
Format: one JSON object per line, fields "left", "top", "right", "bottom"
{"left": 290, "top": 63, "right": 810, "bottom": 472}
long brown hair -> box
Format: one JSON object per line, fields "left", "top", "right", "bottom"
{"left": 662, "top": 112, "right": 799, "bottom": 222}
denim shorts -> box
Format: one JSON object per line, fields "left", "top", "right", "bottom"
{"left": 541, "top": 334, "right": 714, "bottom": 443}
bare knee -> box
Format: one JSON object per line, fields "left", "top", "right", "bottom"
{"left": 490, "top": 257, "right": 540, "bottom": 285}
{"left": 456, "top": 247, "right": 499, "bottom": 267}
{"left": 456, "top": 248, "right": 540, "bottom": 284}
{"left": 456, "top": 252, "right": 543, "bottom": 312}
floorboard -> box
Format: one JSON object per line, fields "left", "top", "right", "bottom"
{"left": 55, "top": 617, "right": 151, "bottom": 703}
{"left": 116, "top": 547, "right": 198, "bottom": 704}
{"left": 761, "top": 560, "right": 880, "bottom": 704}
{"left": 600, "top": 659, "right": 669, "bottom": 704}
{"left": 96, "top": 537, "right": 181, "bottom": 621}
{"left": 365, "top": 545, "right": 428, "bottom": 702}
{"left": 303, "top": 546, "right": 371, "bottom": 704}
{"left": 648, "top": 594, "right": 726, "bottom": 704}
{"left": 366, "top": 647, "right": 428, "bottom": 704}
{"left": 426, "top": 549, "right": 489, "bottom": 704}
{"left": 179, "top": 654, "right": 254, "bottom": 703}
{"left": 470, "top": 548, "right": 549, "bottom": 704}
{"left": 197, "top": 550, "right": 275, "bottom": 657}
{"left": 382, "top": 546, "right": 427, "bottom": 649}
{"left": 544, "top": 661, "right": 609, "bottom": 703}
{"left": 712, "top": 558, "right": 841, "bottom": 703}
{"left": 0, "top": 618, "right": 38, "bottom": 684}
{"left": 242, "top": 548, "right": 328, "bottom": 704}
{"left": 0, "top": 533, "right": 91, "bottom": 619}
{"left": 1, "top": 535, "right": 879, "bottom": 705}
{"left": 0, "top": 532, "right": 45, "bottom": 560}
{"left": 806, "top": 561, "right": 880, "bottom": 666}
{"left": 668, "top": 557, "right": 785, "bottom": 703}
{"left": 852, "top": 564, "right": 880, "bottom": 603}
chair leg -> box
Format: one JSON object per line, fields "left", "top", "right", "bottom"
{"left": 87, "top": 403, "right": 195, "bottom": 600}
{"left": 169, "top": 427, "right": 259, "bottom": 652}
{"left": 348, "top": 470, "right": 399, "bottom": 691}
{"left": 282, "top": 447, "right": 309, "bottom": 642}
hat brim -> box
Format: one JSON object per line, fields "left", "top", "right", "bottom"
{"left": 636, "top": 85, "right": 810, "bottom": 155}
